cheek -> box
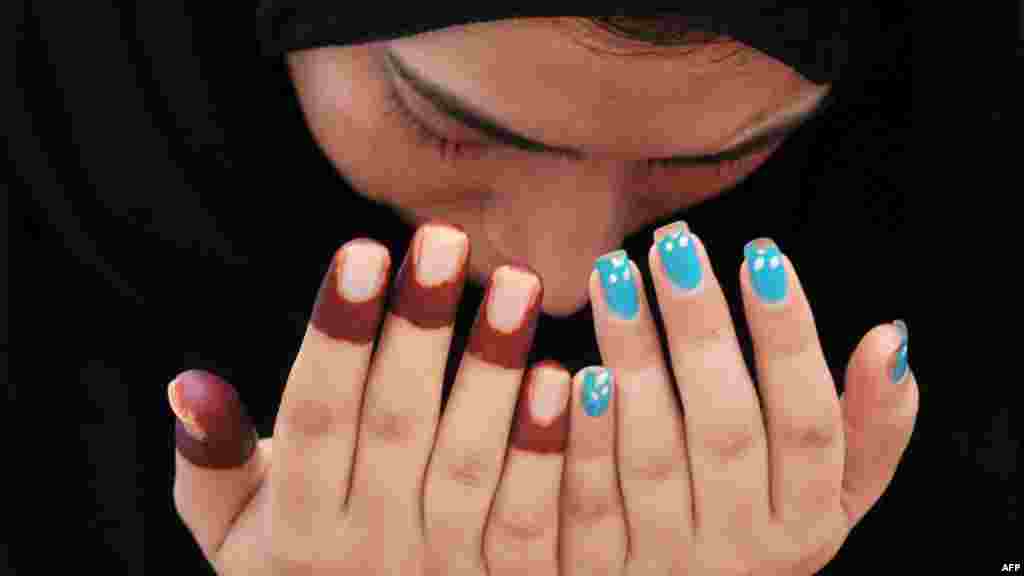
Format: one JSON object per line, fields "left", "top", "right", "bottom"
{"left": 288, "top": 49, "right": 378, "bottom": 184}
{"left": 289, "top": 45, "right": 494, "bottom": 208}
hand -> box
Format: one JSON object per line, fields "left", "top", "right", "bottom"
{"left": 170, "top": 222, "right": 576, "bottom": 574}
{"left": 571, "top": 221, "right": 917, "bottom": 574}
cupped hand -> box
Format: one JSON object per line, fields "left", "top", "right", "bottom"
{"left": 571, "top": 221, "right": 917, "bottom": 574}
{"left": 170, "top": 222, "right": 575, "bottom": 574}
{"left": 169, "top": 220, "right": 917, "bottom": 575}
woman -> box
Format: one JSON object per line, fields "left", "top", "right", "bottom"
{"left": 166, "top": 13, "right": 917, "bottom": 573}
{"left": 18, "top": 8, "right": 921, "bottom": 575}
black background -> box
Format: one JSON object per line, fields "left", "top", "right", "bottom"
{"left": 10, "top": 3, "right": 1019, "bottom": 574}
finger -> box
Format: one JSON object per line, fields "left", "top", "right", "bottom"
{"left": 739, "top": 238, "right": 844, "bottom": 529}
{"left": 270, "top": 238, "right": 390, "bottom": 537}
{"left": 347, "top": 222, "right": 470, "bottom": 518}
{"left": 169, "top": 369, "right": 265, "bottom": 563}
{"left": 562, "top": 366, "right": 627, "bottom": 576}
{"left": 651, "top": 223, "right": 772, "bottom": 541}
{"left": 484, "top": 362, "right": 570, "bottom": 576}
{"left": 424, "top": 264, "right": 542, "bottom": 573}
{"left": 840, "top": 320, "right": 917, "bottom": 527}
{"left": 592, "top": 247, "right": 694, "bottom": 564}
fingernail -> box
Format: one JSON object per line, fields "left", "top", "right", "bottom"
{"left": 341, "top": 241, "right": 389, "bottom": 302}
{"left": 531, "top": 364, "right": 571, "bottom": 425}
{"left": 416, "top": 223, "right": 469, "bottom": 286}
{"left": 510, "top": 360, "right": 570, "bottom": 454}
{"left": 890, "top": 319, "right": 909, "bottom": 384}
{"left": 168, "top": 369, "right": 258, "bottom": 469}
{"left": 595, "top": 250, "right": 638, "bottom": 320}
{"left": 488, "top": 265, "right": 541, "bottom": 333}
{"left": 654, "top": 220, "right": 702, "bottom": 292}
{"left": 391, "top": 221, "right": 470, "bottom": 329}
{"left": 582, "top": 366, "right": 613, "bottom": 417}
{"left": 467, "top": 264, "right": 543, "bottom": 369}
{"left": 744, "top": 238, "right": 787, "bottom": 304}
{"left": 168, "top": 377, "right": 207, "bottom": 441}
{"left": 310, "top": 239, "right": 391, "bottom": 343}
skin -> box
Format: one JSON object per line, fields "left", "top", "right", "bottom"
{"left": 287, "top": 17, "right": 827, "bottom": 316}
{"left": 169, "top": 18, "right": 919, "bottom": 575}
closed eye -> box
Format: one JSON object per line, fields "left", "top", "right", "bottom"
{"left": 383, "top": 45, "right": 830, "bottom": 169}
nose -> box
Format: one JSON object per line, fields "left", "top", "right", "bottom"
{"left": 481, "top": 157, "right": 638, "bottom": 316}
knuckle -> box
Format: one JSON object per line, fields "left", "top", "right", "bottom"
{"left": 489, "top": 511, "right": 551, "bottom": 544}
{"left": 280, "top": 397, "right": 342, "bottom": 440}
{"left": 623, "top": 449, "right": 683, "bottom": 485}
{"left": 704, "top": 425, "right": 761, "bottom": 464}
{"left": 444, "top": 449, "right": 499, "bottom": 490}
{"left": 777, "top": 418, "right": 840, "bottom": 452}
{"left": 362, "top": 405, "right": 418, "bottom": 445}
{"left": 763, "top": 322, "right": 818, "bottom": 363}
{"left": 565, "top": 488, "right": 622, "bottom": 527}
{"left": 686, "top": 324, "right": 732, "bottom": 355}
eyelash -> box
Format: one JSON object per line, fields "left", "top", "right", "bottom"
{"left": 383, "top": 81, "right": 750, "bottom": 174}
{"left": 383, "top": 83, "right": 494, "bottom": 163}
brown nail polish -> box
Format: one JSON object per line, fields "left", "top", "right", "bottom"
{"left": 391, "top": 221, "right": 470, "bottom": 329}
{"left": 310, "top": 239, "right": 390, "bottom": 343}
{"left": 466, "top": 263, "right": 543, "bottom": 369}
{"left": 170, "top": 369, "right": 258, "bottom": 469}
{"left": 510, "top": 360, "right": 569, "bottom": 454}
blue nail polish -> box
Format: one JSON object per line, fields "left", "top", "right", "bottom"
{"left": 582, "top": 368, "right": 613, "bottom": 417}
{"left": 891, "top": 320, "right": 909, "bottom": 383}
{"left": 656, "top": 223, "right": 702, "bottom": 291}
{"left": 595, "top": 250, "right": 638, "bottom": 320}
{"left": 744, "top": 239, "right": 787, "bottom": 303}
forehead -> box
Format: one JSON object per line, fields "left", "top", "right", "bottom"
{"left": 386, "top": 18, "right": 814, "bottom": 158}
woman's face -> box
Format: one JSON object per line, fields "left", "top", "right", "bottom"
{"left": 288, "top": 17, "right": 829, "bottom": 317}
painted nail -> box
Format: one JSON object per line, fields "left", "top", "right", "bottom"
{"left": 310, "top": 239, "right": 391, "bottom": 343}
{"left": 595, "top": 250, "right": 638, "bottom": 320}
{"left": 391, "top": 221, "right": 470, "bottom": 329}
{"left": 341, "top": 241, "right": 388, "bottom": 301}
{"left": 744, "top": 238, "right": 787, "bottom": 304}
{"left": 168, "top": 369, "right": 258, "bottom": 469}
{"left": 654, "top": 220, "right": 702, "bottom": 292}
{"left": 510, "top": 360, "right": 570, "bottom": 454}
{"left": 467, "top": 264, "right": 543, "bottom": 369}
{"left": 488, "top": 266, "right": 539, "bottom": 332}
{"left": 582, "top": 367, "right": 613, "bottom": 417}
{"left": 416, "top": 224, "right": 469, "bottom": 287}
{"left": 890, "top": 319, "right": 909, "bottom": 384}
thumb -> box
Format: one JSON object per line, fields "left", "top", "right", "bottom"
{"left": 168, "top": 369, "right": 267, "bottom": 563}
{"left": 839, "top": 320, "right": 918, "bottom": 528}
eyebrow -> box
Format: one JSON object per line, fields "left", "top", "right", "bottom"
{"left": 384, "top": 47, "right": 832, "bottom": 165}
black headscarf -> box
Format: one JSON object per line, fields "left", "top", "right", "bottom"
{"left": 258, "top": 7, "right": 855, "bottom": 84}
